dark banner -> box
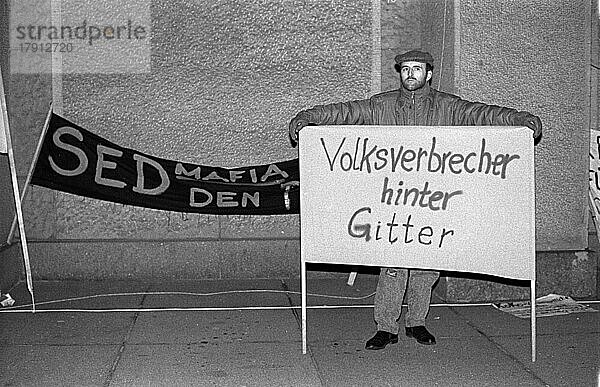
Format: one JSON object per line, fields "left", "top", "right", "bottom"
{"left": 31, "top": 113, "right": 299, "bottom": 215}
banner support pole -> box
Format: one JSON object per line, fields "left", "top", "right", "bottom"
{"left": 530, "top": 137, "right": 536, "bottom": 363}
{"left": 531, "top": 279, "right": 536, "bottom": 363}
{"left": 301, "top": 258, "right": 307, "bottom": 354}
{"left": 7, "top": 103, "right": 52, "bottom": 245}
{"left": 0, "top": 67, "right": 36, "bottom": 312}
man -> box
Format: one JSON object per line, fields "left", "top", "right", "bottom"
{"left": 288, "top": 49, "right": 542, "bottom": 350}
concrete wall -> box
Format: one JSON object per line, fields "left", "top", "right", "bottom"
{"left": 1, "top": 0, "right": 373, "bottom": 284}
{"left": 1, "top": 0, "right": 597, "bottom": 300}
{"left": 434, "top": 0, "right": 596, "bottom": 301}
{"left": 0, "top": 0, "right": 54, "bottom": 291}
{"left": 593, "top": 0, "right": 599, "bottom": 134}
{"left": 589, "top": 0, "right": 599, "bottom": 300}
{"left": 0, "top": 0, "right": 20, "bottom": 291}
{"left": 456, "top": 0, "right": 590, "bottom": 250}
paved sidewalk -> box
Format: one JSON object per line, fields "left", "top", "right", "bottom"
{"left": 0, "top": 277, "right": 598, "bottom": 386}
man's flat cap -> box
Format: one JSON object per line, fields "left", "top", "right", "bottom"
{"left": 394, "top": 50, "right": 434, "bottom": 66}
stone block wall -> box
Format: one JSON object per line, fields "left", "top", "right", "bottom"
{"left": 1, "top": 0, "right": 597, "bottom": 301}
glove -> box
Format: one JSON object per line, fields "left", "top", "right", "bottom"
{"left": 517, "top": 112, "right": 542, "bottom": 140}
{"left": 288, "top": 115, "right": 310, "bottom": 147}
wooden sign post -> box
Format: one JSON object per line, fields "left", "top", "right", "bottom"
{"left": 0, "top": 67, "right": 36, "bottom": 311}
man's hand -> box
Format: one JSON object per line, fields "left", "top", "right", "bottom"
{"left": 517, "top": 112, "right": 542, "bottom": 140}
{"left": 288, "top": 116, "right": 310, "bottom": 147}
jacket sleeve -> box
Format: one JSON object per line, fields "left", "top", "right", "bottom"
{"left": 294, "top": 99, "right": 374, "bottom": 126}
{"left": 450, "top": 98, "right": 527, "bottom": 126}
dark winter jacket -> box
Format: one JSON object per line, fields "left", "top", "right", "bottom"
{"left": 294, "top": 83, "right": 531, "bottom": 127}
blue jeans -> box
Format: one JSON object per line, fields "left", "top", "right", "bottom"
{"left": 374, "top": 267, "right": 440, "bottom": 334}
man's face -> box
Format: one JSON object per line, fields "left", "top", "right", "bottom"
{"left": 400, "top": 61, "right": 431, "bottom": 91}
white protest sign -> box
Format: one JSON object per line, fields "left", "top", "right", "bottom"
{"left": 299, "top": 126, "right": 535, "bottom": 281}
{"left": 0, "top": 99, "right": 7, "bottom": 154}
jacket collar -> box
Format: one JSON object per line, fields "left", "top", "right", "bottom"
{"left": 398, "top": 83, "right": 432, "bottom": 103}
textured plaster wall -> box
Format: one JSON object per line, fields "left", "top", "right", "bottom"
{"left": 0, "top": 1, "right": 12, "bottom": 239}
{"left": 443, "top": 0, "right": 594, "bottom": 300}
{"left": 380, "top": 0, "right": 454, "bottom": 94}
{"left": 0, "top": 1, "right": 22, "bottom": 291}
{"left": 593, "top": 0, "right": 599, "bottom": 134}
{"left": 0, "top": 0, "right": 53, "bottom": 290}
{"left": 9, "top": 0, "right": 373, "bottom": 280}
{"left": 380, "top": 0, "right": 421, "bottom": 92}
{"left": 383, "top": 0, "right": 591, "bottom": 251}
{"left": 454, "top": 0, "right": 589, "bottom": 251}
{"left": 420, "top": 0, "right": 455, "bottom": 94}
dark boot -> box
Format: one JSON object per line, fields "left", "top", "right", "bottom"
{"left": 405, "top": 326, "right": 436, "bottom": 345}
{"left": 365, "top": 330, "right": 399, "bottom": 350}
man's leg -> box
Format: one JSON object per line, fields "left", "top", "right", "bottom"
{"left": 374, "top": 267, "right": 409, "bottom": 334}
{"left": 404, "top": 269, "right": 440, "bottom": 345}
{"left": 366, "top": 267, "right": 408, "bottom": 350}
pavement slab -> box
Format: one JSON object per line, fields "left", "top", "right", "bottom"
{"left": 130, "top": 310, "right": 300, "bottom": 345}
{"left": 0, "top": 312, "right": 136, "bottom": 346}
{"left": 309, "top": 336, "right": 546, "bottom": 387}
{"left": 1, "top": 280, "right": 598, "bottom": 386}
{"left": 451, "top": 303, "right": 600, "bottom": 335}
{"left": 0, "top": 344, "right": 118, "bottom": 386}
{"left": 491, "top": 332, "right": 600, "bottom": 386}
